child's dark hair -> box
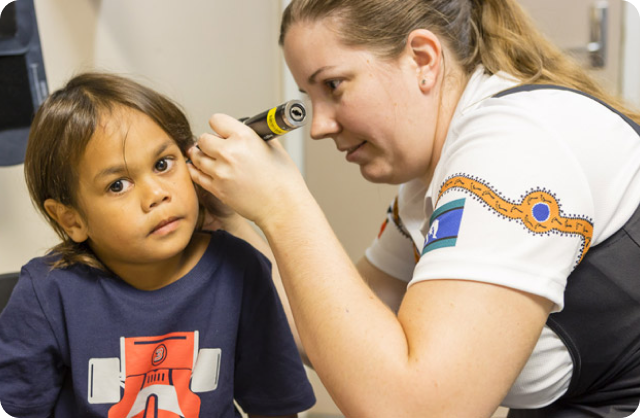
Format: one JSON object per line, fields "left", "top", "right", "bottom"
{"left": 24, "top": 72, "right": 199, "bottom": 270}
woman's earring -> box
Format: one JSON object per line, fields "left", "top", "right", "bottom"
{"left": 421, "top": 79, "right": 427, "bottom": 85}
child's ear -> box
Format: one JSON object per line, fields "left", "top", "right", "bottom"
{"left": 44, "top": 199, "right": 89, "bottom": 243}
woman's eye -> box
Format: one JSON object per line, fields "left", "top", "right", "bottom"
{"left": 326, "top": 79, "right": 342, "bottom": 91}
{"left": 108, "top": 179, "right": 132, "bottom": 194}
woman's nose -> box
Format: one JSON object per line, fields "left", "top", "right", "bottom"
{"left": 309, "top": 103, "right": 340, "bottom": 140}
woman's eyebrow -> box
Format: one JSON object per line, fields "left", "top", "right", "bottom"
{"left": 308, "top": 66, "right": 335, "bottom": 84}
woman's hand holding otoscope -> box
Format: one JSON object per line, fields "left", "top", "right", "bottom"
{"left": 187, "top": 99, "right": 310, "bottom": 227}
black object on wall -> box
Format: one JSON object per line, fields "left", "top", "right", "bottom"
{"left": 0, "top": 0, "right": 48, "bottom": 167}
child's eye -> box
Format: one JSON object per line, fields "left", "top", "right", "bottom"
{"left": 155, "top": 157, "right": 174, "bottom": 172}
{"left": 108, "top": 179, "right": 132, "bottom": 194}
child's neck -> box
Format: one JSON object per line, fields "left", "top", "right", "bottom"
{"left": 109, "top": 232, "right": 211, "bottom": 291}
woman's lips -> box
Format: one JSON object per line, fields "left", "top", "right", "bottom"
{"left": 345, "top": 141, "right": 367, "bottom": 161}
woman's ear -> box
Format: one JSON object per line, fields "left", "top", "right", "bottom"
{"left": 406, "top": 28, "right": 442, "bottom": 92}
{"left": 44, "top": 199, "right": 89, "bottom": 243}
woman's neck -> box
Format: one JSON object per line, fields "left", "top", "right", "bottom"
{"left": 421, "top": 67, "right": 471, "bottom": 187}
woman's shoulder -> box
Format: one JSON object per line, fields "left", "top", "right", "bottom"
{"left": 457, "top": 68, "right": 614, "bottom": 123}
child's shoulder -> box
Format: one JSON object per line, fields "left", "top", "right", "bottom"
{"left": 9, "top": 255, "right": 112, "bottom": 319}
{"left": 204, "top": 229, "right": 267, "bottom": 256}
{"left": 20, "top": 254, "right": 108, "bottom": 292}
{"left": 201, "top": 230, "right": 271, "bottom": 269}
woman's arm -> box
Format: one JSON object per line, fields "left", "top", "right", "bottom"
{"left": 248, "top": 415, "right": 297, "bottom": 418}
{"left": 264, "top": 195, "right": 552, "bottom": 417}
{"left": 188, "top": 115, "right": 553, "bottom": 418}
{"left": 356, "top": 257, "right": 407, "bottom": 314}
{"left": 207, "top": 210, "right": 407, "bottom": 367}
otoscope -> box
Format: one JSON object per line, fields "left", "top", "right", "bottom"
{"left": 240, "top": 99, "right": 307, "bottom": 141}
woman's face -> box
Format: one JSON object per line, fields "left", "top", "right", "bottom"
{"left": 283, "top": 19, "right": 441, "bottom": 185}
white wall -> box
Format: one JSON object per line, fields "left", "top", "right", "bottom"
{"left": 622, "top": 1, "right": 640, "bottom": 108}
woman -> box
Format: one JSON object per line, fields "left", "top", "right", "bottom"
{"left": 188, "top": 0, "right": 640, "bottom": 416}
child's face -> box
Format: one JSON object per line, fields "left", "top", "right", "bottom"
{"left": 72, "top": 107, "right": 200, "bottom": 274}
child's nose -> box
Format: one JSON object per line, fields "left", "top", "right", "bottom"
{"left": 142, "top": 179, "right": 171, "bottom": 210}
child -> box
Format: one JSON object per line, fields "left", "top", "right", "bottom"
{"left": 0, "top": 72, "right": 315, "bottom": 417}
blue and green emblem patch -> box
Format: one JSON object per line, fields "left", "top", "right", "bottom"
{"left": 422, "top": 198, "right": 466, "bottom": 255}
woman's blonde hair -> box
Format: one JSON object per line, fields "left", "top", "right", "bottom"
{"left": 25, "top": 72, "right": 203, "bottom": 270}
{"left": 280, "top": 0, "right": 640, "bottom": 123}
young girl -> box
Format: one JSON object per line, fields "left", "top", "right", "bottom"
{"left": 0, "top": 72, "right": 315, "bottom": 417}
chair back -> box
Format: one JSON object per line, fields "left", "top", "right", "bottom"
{"left": 0, "top": 272, "right": 19, "bottom": 312}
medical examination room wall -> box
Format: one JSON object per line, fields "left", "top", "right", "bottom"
{"left": 0, "top": 1, "right": 639, "bottom": 418}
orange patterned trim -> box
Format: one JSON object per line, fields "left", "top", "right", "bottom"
{"left": 437, "top": 175, "right": 593, "bottom": 264}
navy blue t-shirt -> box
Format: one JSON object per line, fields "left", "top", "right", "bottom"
{"left": 0, "top": 231, "right": 315, "bottom": 417}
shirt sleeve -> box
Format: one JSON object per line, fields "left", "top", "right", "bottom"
{"left": 0, "top": 268, "right": 66, "bottom": 417}
{"left": 412, "top": 100, "right": 595, "bottom": 312}
{"left": 233, "top": 250, "right": 315, "bottom": 416}
{"left": 365, "top": 197, "right": 418, "bottom": 282}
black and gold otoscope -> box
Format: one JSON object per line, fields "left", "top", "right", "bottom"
{"left": 240, "top": 100, "right": 307, "bottom": 141}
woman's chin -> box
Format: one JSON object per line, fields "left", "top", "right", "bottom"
{"left": 359, "top": 165, "right": 398, "bottom": 185}
{"left": 360, "top": 163, "right": 420, "bottom": 185}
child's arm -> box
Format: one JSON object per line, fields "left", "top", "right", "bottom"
{"left": 231, "top": 235, "right": 316, "bottom": 416}
{"left": 0, "top": 270, "right": 64, "bottom": 416}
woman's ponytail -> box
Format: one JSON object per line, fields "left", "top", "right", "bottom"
{"left": 470, "top": 0, "right": 640, "bottom": 123}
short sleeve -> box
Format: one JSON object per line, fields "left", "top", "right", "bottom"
{"left": 365, "top": 198, "right": 418, "bottom": 282}
{"left": 0, "top": 268, "right": 66, "bottom": 417}
{"left": 233, "top": 251, "right": 315, "bottom": 415}
{"left": 412, "top": 99, "right": 595, "bottom": 311}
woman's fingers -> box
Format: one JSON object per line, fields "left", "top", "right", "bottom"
{"left": 207, "top": 113, "right": 251, "bottom": 139}
{"left": 188, "top": 112, "right": 309, "bottom": 226}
